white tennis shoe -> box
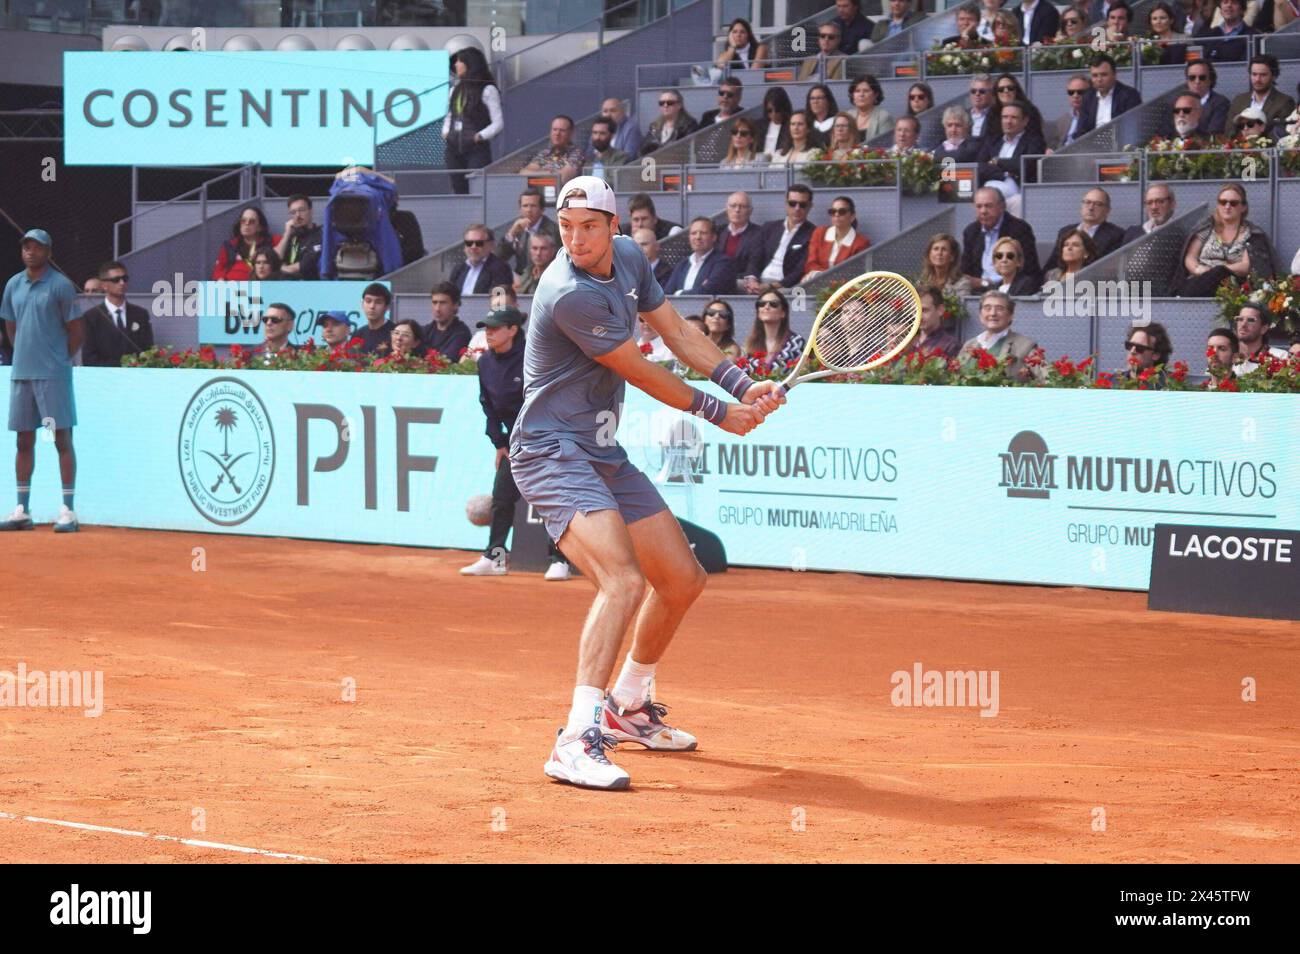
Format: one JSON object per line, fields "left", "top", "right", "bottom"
{"left": 53, "top": 506, "right": 79, "bottom": 533}
{"left": 459, "top": 555, "right": 507, "bottom": 576}
{"left": 543, "top": 560, "right": 571, "bottom": 581}
{"left": 544, "top": 726, "right": 630, "bottom": 790}
{"left": 603, "top": 695, "right": 698, "bottom": 751}
{"left": 0, "top": 505, "right": 33, "bottom": 531}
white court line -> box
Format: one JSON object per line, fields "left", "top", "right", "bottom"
{"left": 0, "top": 810, "right": 327, "bottom": 863}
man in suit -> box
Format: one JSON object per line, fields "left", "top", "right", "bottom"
{"left": 1227, "top": 55, "right": 1296, "bottom": 136}
{"left": 1076, "top": 55, "right": 1143, "bottom": 137}
{"left": 496, "top": 189, "right": 561, "bottom": 275}
{"left": 79, "top": 261, "right": 153, "bottom": 367}
{"left": 618, "top": 194, "right": 683, "bottom": 240}
{"left": 1193, "top": 0, "right": 1256, "bottom": 64}
{"left": 799, "top": 20, "right": 847, "bottom": 80}
{"left": 1184, "top": 61, "right": 1231, "bottom": 136}
{"left": 961, "top": 187, "right": 1042, "bottom": 292}
{"left": 450, "top": 223, "right": 514, "bottom": 297}
{"left": 741, "top": 185, "right": 817, "bottom": 292}
{"left": 832, "top": 0, "right": 874, "bottom": 54}
{"left": 976, "top": 100, "right": 1047, "bottom": 193}
{"left": 1050, "top": 75, "right": 1092, "bottom": 150}
{"left": 959, "top": 290, "right": 1041, "bottom": 381}
{"left": 967, "top": 73, "right": 995, "bottom": 141}
{"left": 719, "top": 192, "right": 763, "bottom": 272}
{"left": 937, "top": 107, "right": 981, "bottom": 163}
{"left": 1016, "top": 0, "right": 1060, "bottom": 44}
{"left": 1042, "top": 188, "right": 1127, "bottom": 272}
{"left": 632, "top": 228, "right": 673, "bottom": 290}
{"left": 1122, "top": 184, "right": 1177, "bottom": 244}
{"left": 869, "top": 0, "right": 926, "bottom": 42}
{"left": 662, "top": 218, "right": 739, "bottom": 297}
{"left": 700, "top": 77, "right": 745, "bottom": 127}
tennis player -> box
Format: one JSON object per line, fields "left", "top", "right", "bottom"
{"left": 511, "top": 177, "right": 783, "bottom": 790}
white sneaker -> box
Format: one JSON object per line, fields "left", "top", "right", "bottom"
{"left": 53, "top": 505, "right": 79, "bottom": 533}
{"left": 0, "top": 505, "right": 33, "bottom": 531}
{"left": 543, "top": 560, "right": 571, "bottom": 581}
{"left": 544, "top": 726, "right": 630, "bottom": 790}
{"left": 459, "top": 554, "right": 507, "bottom": 576}
{"left": 603, "top": 695, "right": 698, "bottom": 751}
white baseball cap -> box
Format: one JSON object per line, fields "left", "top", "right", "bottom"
{"left": 556, "top": 176, "right": 618, "bottom": 215}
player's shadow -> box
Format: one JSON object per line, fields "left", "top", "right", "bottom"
{"left": 661, "top": 754, "right": 1072, "bottom": 834}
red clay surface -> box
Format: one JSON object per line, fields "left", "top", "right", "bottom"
{"left": 1, "top": 527, "right": 1297, "bottom": 863}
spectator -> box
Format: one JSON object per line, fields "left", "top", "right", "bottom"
{"left": 742, "top": 185, "right": 817, "bottom": 292}
{"left": 315, "top": 310, "right": 354, "bottom": 349}
{"left": 943, "top": 4, "right": 984, "bottom": 46}
{"left": 619, "top": 194, "right": 683, "bottom": 240}
{"left": 1055, "top": 7, "right": 1087, "bottom": 40}
{"left": 770, "top": 110, "right": 821, "bottom": 166}
{"left": 636, "top": 314, "right": 674, "bottom": 362}
{"left": 497, "top": 189, "right": 561, "bottom": 275}
{"left": 720, "top": 117, "right": 765, "bottom": 168}
{"left": 1206, "top": 326, "right": 1239, "bottom": 377}
{"left": 1123, "top": 184, "right": 1177, "bottom": 243}
{"left": 520, "top": 115, "right": 585, "bottom": 185}
{"left": 832, "top": 0, "right": 873, "bottom": 55}
{"left": 460, "top": 306, "right": 570, "bottom": 581}
{"left": 992, "top": 9, "right": 1022, "bottom": 47}
{"left": 802, "top": 195, "right": 870, "bottom": 281}
{"left": 1042, "top": 228, "right": 1099, "bottom": 283}
{"left": 451, "top": 223, "right": 514, "bottom": 296}
{"left": 355, "top": 283, "right": 394, "bottom": 355}
{"left": 1017, "top": 0, "right": 1060, "bottom": 44}
{"left": 986, "top": 74, "right": 1044, "bottom": 141}
{"left": 919, "top": 233, "right": 974, "bottom": 296}
{"left": 806, "top": 84, "right": 840, "bottom": 136}
{"left": 938, "top": 106, "right": 980, "bottom": 162}
{"left": 976, "top": 0, "right": 1007, "bottom": 41}
{"left": 1, "top": 229, "right": 82, "bottom": 532}
{"left": 685, "top": 313, "right": 709, "bottom": 337}
{"left": 443, "top": 46, "right": 502, "bottom": 196}
{"left": 663, "top": 218, "right": 739, "bottom": 297}
{"left": 585, "top": 117, "right": 630, "bottom": 177}
{"left": 1043, "top": 188, "right": 1125, "bottom": 272}
{"left": 976, "top": 100, "right": 1045, "bottom": 197}
{"left": 602, "top": 97, "right": 644, "bottom": 158}
{"left": 871, "top": 0, "right": 926, "bottom": 42}
{"left": 714, "top": 17, "right": 770, "bottom": 71}
{"left": 514, "top": 232, "right": 559, "bottom": 295}
{"left": 758, "top": 87, "right": 794, "bottom": 157}
{"left": 1184, "top": 61, "right": 1230, "bottom": 136}
{"left": 256, "top": 302, "right": 296, "bottom": 360}
{"left": 1228, "top": 55, "right": 1296, "bottom": 136}
{"left": 1077, "top": 55, "right": 1143, "bottom": 136}
{"left": 905, "top": 286, "right": 962, "bottom": 359}
{"left": 1176, "top": 183, "right": 1277, "bottom": 295}
{"left": 988, "top": 236, "right": 1041, "bottom": 295}
{"left": 967, "top": 73, "right": 995, "bottom": 140}
{"left": 389, "top": 319, "right": 426, "bottom": 359}
{"left": 701, "top": 299, "right": 742, "bottom": 358}
{"left": 701, "top": 76, "right": 746, "bottom": 126}
{"left": 1148, "top": 1, "right": 1189, "bottom": 65}
{"left": 1234, "top": 302, "right": 1289, "bottom": 372}
{"left": 82, "top": 276, "right": 103, "bottom": 297}
{"left": 640, "top": 90, "right": 698, "bottom": 156}
{"left": 893, "top": 114, "right": 923, "bottom": 152}
{"left": 424, "top": 281, "right": 473, "bottom": 360}
{"left": 1194, "top": 0, "right": 1255, "bottom": 63}
{"left": 720, "top": 191, "right": 763, "bottom": 270}
{"left": 1232, "top": 106, "right": 1272, "bottom": 142}
{"left": 1164, "top": 91, "right": 1206, "bottom": 139}
{"left": 79, "top": 261, "right": 153, "bottom": 368}
{"left": 467, "top": 284, "right": 519, "bottom": 361}
{"left": 961, "top": 187, "right": 1041, "bottom": 291}
{"left": 212, "top": 205, "right": 279, "bottom": 280}
{"left": 1051, "top": 75, "right": 1092, "bottom": 149}
{"left": 797, "top": 21, "right": 847, "bottom": 81}
{"left": 1118, "top": 322, "right": 1173, "bottom": 385}
{"left": 959, "top": 289, "right": 1039, "bottom": 380}
{"left": 1105, "top": 1, "right": 1134, "bottom": 38}
{"left": 743, "top": 287, "right": 806, "bottom": 369}
{"left": 906, "top": 82, "right": 934, "bottom": 119}
{"left": 847, "top": 75, "right": 895, "bottom": 142}
{"left": 824, "top": 113, "right": 861, "bottom": 159}
{"left": 252, "top": 247, "right": 282, "bottom": 281}
{"left": 632, "top": 228, "right": 673, "bottom": 289}
{"left": 274, "top": 193, "right": 323, "bottom": 279}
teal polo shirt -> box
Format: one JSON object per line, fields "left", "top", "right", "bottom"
{"left": 0, "top": 267, "right": 78, "bottom": 380}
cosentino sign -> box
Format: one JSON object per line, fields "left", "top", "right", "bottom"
{"left": 63, "top": 51, "right": 449, "bottom": 166}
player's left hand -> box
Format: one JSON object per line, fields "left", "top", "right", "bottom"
{"left": 741, "top": 379, "right": 786, "bottom": 415}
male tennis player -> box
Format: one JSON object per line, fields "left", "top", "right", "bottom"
{"left": 511, "top": 176, "right": 783, "bottom": 790}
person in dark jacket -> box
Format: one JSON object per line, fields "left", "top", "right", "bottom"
{"left": 79, "top": 261, "right": 153, "bottom": 367}
{"left": 459, "top": 307, "right": 570, "bottom": 580}
{"left": 423, "top": 281, "right": 474, "bottom": 361}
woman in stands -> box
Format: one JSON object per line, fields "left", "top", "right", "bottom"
{"left": 806, "top": 84, "right": 840, "bottom": 136}
{"left": 1042, "top": 229, "right": 1098, "bottom": 284}
{"left": 701, "top": 299, "right": 742, "bottom": 358}
{"left": 918, "top": 233, "right": 973, "bottom": 297}
{"left": 976, "top": 0, "right": 1007, "bottom": 41}
{"left": 757, "top": 87, "right": 794, "bottom": 157}
{"left": 770, "top": 110, "right": 821, "bottom": 167}
{"left": 714, "top": 17, "right": 769, "bottom": 71}
{"left": 743, "top": 286, "right": 806, "bottom": 370}
{"left": 847, "top": 74, "right": 894, "bottom": 142}
{"left": 443, "top": 46, "right": 503, "bottom": 196}
{"left": 389, "top": 319, "right": 427, "bottom": 359}
{"left": 802, "top": 195, "right": 870, "bottom": 282}
{"left": 212, "top": 205, "right": 279, "bottom": 281}
{"left": 1147, "top": 2, "right": 1189, "bottom": 65}
{"left": 906, "top": 82, "right": 934, "bottom": 118}
{"left": 720, "top": 117, "right": 765, "bottom": 168}
{"left": 1176, "top": 183, "right": 1278, "bottom": 296}
{"left": 989, "top": 236, "right": 1041, "bottom": 296}
{"left": 823, "top": 113, "right": 860, "bottom": 160}
{"left": 641, "top": 89, "right": 699, "bottom": 155}
{"left": 986, "top": 74, "right": 1044, "bottom": 140}
{"left": 252, "top": 248, "right": 282, "bottom": 281}
{"left": 1056, "top": 8, "right": 1087, "bottom": 40}
{"left": 992, "top": 10, "right": 1021, "bottom": 48}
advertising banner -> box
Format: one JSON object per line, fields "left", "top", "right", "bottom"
{"left": 185, "top": 281, "right": 387, "bottom": 346}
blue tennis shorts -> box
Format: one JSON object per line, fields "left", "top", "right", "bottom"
{"left": 511, "top": 442, "right": 668, "bottom": 544}
{"left": 8, "top": 377, "right": 77, "bottom": 432}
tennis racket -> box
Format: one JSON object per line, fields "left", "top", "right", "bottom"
{"left": 776, "top": 271, "right": 923, "bottom": 394}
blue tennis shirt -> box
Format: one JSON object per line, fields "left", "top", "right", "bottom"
{"left": 0, "top": 267, "right": 78, "bottom": 380}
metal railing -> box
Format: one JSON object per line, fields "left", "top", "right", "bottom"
{"left": 113, "top": 164, "right": 260, "bottom": 260}
{"left": 0, "top": 109, "right": 63, "bottom": 139}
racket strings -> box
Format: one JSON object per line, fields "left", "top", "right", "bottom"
{"left": 812, "top": 279, "right": 918, "bottom": 371}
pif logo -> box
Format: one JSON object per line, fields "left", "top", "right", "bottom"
{"left": 178, "top": 377, "right": 275, "bottom": 525}
{"left": 999, "top": 430, "right": 1057, "bottom": 499}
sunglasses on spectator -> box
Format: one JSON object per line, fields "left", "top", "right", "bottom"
{"left": 996, "top": 85, "right": 1017, "bottom": 93}
{"left": 1218, "top": 198, "right": 1242, "bottom": 206}
{"left": 970, "top": 87, "right": 991, "bottom": 95}
{"left": 909, "top": 93, "right": 928, "bottom": 100}
{"left": 993, "top": 251, "right": 1019, "bottom": 260}
{"left": 719, "top": 89, "right": 739, "bottom": 98}
{"left": 758, "top": 299, "right": 783, "bottom": 308}
{"left": 264, "top": 314, "right": 291, "bottom": 325}
{"left": 103, "top": 274, "right": 129, "bottom": 283}
{"left": 659, "top": 99, "right": 679, "bottom": 106}
{"left": 1237, "top": 119, "right": 1264, "bottom": 127}
{"left": 464, "top": 238, "right": 489, "bottom": 247}
{"left": 1124, "top": 341, "right": 1154, "bottom": 353}
{"left": 732, "top": 129, "right": 752, "bottom": 136}
{"left": 1173, "top": 106, "right": 1194, "bottom": 115}
{"left": 787, "top": 199, "right": 810, "bottom": 208}
{"left": 1067, "top": 88, "right": 1088, "bottom": 97}
{"left": 829, "top": 206, "right": 852, "bottom": 215}
{"left": 704, "top": 308, "right": 730, "bottom": 317}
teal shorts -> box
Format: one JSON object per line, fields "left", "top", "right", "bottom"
{"left": 8, "top": 377, "right": 77, "bottom": 432}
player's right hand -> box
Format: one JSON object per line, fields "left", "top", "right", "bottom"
{"left": 719, "top": 401, "right": 768, "bottom": 436}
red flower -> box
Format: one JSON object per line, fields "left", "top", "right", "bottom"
{"left": 1094, "top": 372, "right": 1115, "bottom": 389}
{"left": 170, "top": 353, "right": 182, "bottom": 366}
{"left": 1205, "top": 344, "right": 1216, "bottom": 359}
{"left": 639, "top": 342, "right": 653, "bottom": 354}
{"left": 1170, "top": 361, "right": 1189, "bottom": 382}
{"left": 1218, "top": 375, "right": 1239, "bottom": 392}
{"left": 974, "top": 347, "right": 998, "bottom": 370}
{"left": 230, "top": 344, "right": 244, "bottom": 356}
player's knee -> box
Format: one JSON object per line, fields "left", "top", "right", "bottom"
{"left": 53, "top": 430, "right": 74, "bottom": 452}
{"left": 16, "top": 432, "right": 36, "bottom": 452}
{"left": 604, "top": 570, "right": 646, "bottom": 610}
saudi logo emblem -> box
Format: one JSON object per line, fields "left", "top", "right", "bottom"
{"left": 178, "top": 377, "right": 275, "bottom": 526}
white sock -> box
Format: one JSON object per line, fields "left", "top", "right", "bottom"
{"left": 565, "top": 685, "right": 606, "bottom": 737}
{"left": 611, "top": 656, "right": 657, "bottom": 712}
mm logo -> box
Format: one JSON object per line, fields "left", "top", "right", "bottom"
{"left": 178, "top": 376, "right": 275, "bottom": 525}
{"left": 999, "top": 430, "right": 1057, "bottom": 499}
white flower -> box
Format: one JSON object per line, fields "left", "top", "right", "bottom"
{"left": 1072, "top": 48, "right": 1083, "bottom": 59}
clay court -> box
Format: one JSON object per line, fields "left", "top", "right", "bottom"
{"left": 1, "top": 526, "right": 1296, "bottom": 863}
